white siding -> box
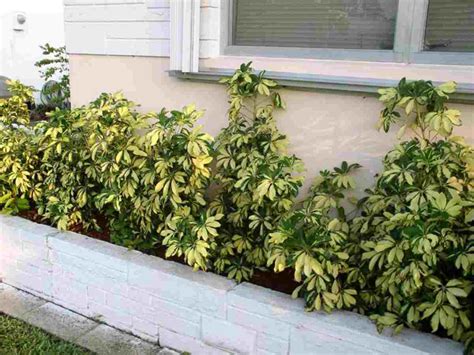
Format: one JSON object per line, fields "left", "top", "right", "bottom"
{"left": 64, "top": 0, "right": 220, "bottom": 58}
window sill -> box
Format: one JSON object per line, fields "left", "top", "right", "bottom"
{"left": 169, "top": 56, "right": 474, "bottom": 103}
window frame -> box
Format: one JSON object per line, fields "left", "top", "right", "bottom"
{"left": 222, "top": 0, "right": 474, "bottom": 65}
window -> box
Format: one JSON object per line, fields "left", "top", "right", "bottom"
{"left": 424, "top": 0, "right": 474, "bottom": 52}
{"left": 233, "top": 0, "right": 399, "bottom": 50}
{"left": 225, "top": 0, "right": 474, "bottom": 65}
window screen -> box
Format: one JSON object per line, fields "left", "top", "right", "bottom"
{"left": 232, "top": 0, "right": 399, "bottom": 50}
{"left": 424, "top": 0, "right": 474, "bottom": 52}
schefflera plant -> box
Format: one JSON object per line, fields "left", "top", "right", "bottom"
{"left": 0, "top": 81, "right": 41, "bottom": 214}
{"left": 268, "top": 162, "right": 361, "bottom": 312}
{"left": 37, "top": 93, "right": 148, "bottom": 231}
{"left": 37, "top": 105, "right": 101, "bottom": 230}
{"left": 210, "top": 63, "right": 304, "bottom": 281}
{"left": 353, "top": 79, "right": 473, "bottom": 347}
{"left": 91, "top": 96, "right": 221, "bottom": 270}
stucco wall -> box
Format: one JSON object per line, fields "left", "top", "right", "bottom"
{"left": 69, "top": 54, "right": 474, "bottom": 194}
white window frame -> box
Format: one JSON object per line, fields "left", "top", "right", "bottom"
{"left": 222, "top": 0, "right": 474, "bottom": 65}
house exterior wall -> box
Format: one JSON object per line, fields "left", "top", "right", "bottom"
{"left": 64, "top": 0, "right": 219, "bottom": 58}
{"left": 0, "top": 0, "right": 64, "bottom": 93}
{"left": 64, "top": 0, "right": 474, "bottom": 193}
{"left": 69, "top": 54, "right": 474, "bottom": 193}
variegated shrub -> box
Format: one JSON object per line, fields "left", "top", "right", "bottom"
{"left": 0, "top": 81, "right": 40, "bottom": 214}
{"left": 268, "top": 162, "right": 361, "bottom": 312}
{"left": 353, "top": 79, "right": 473, "bottom": 347}
{"left": 40, "top": 94, "right": 220, "bottom": 269}
{"left": 210, "top": 63, "right": 304, "bottom": 281}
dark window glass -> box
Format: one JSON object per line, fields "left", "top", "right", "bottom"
{"left": 233, "top": 0, "right": 399, "bottom": 50}
{"left": 424, "top": 0, "right": 474, "bottom": 52}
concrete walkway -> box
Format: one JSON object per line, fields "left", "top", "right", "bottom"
{"left": 0, "top": 283, "right": 180, "bottom": 355}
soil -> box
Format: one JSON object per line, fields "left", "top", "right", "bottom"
{"left": 19, "top": 210, "right": 298, "bottom": 296}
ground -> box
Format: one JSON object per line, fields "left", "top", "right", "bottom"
{"left": 0, "top": 312, "right": 92, "bottom": 354}
{"left": 0, "top": 284, "right": 179, "bottom": 355}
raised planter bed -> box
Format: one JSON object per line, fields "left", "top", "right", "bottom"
{"left": 0, "top": 215, "right": 463, "bottom": 354}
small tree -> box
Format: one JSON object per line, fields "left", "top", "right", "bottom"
{"left": 352, "top": 79, "right": 473, "bottom": 347}
{"left": 210, "top": 63, "right": 304, "bottom": 281}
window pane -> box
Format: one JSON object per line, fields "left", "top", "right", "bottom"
{"left": 424, "top": 0, "right": 474, "bottom": 52}
{"left": 232, "top": 0, "right": 399, "bottom": 50}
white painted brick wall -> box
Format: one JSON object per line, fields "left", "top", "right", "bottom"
{"left": 0, "top": 215, "right": 465, "bottom": 355}
{"left": 64, "top": 0, "right": 220, "bottom": 58}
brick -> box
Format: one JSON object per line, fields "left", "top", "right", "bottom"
{"left": 49, "top": 232, "right": 130, "bottom": 272}
{"left": 151, "top": 296, "right": 201, "bottom": 323}
{"left": 113, "top": 293, "right": 201, "bottom": 338}
{"left": 128, "top": 287, "right": 152, "bottom": 305}
{"left": 132, "top": 316, "right": 159, "bottom": 340}
{"left": 52, "top": 276, "right": 88, "bottom": 310}
{"left": 257, "top": 333, "right": 289, "bottom": 355}
{"left": 202, "top": 316, "right": 257, "bottom": 354}
{"left": 128, "top": 252, "right": 234, "bottom": 318}
{"left": 5, "top": 268, "right": 52, "bottom": 298}
{"left": 88, "top": 286, "right": 106, "bottom": 304}
{"left": 0, "top": 232, "right": 22, "bottom": 256}
{"left": 228, "top": 306, "right": 290, "bottom": 339}
{"left": 228, "top": 283, "right": 303, "bottom": 321}
{"left": 159, "top": 328, "right": 230, "bottom": 355}
{"left": 1, "top": 217, "right": 464, "bottom": 355}
{"left": 289, "top": 326, "right": 380, "bottom": 355}
{"left": 154, "top": 309, "right": 200, "bottom": 338}
{"left": 106, "top": 293, "right": 145, "bottom": 315}
{"left": 88, "top": 301, "right": 132, "bottom": 329}
{"left": 51, "top": 251, "right": 127, "bottom": 280}
{"left": 21, "top": 241, "right": 50, "bottom": 264}
{"left": 53, "top": 262, "right": 129, "bottom": 296}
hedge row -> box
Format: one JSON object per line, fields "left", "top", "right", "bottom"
{"left": 0, "top": 64, "right": 472, "bottom": 349}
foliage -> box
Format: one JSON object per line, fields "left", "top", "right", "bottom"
{"left": 0, "top": 81, "right": 39, "bottom": 214}
{"left": 91, "top": 97, "right": 221, "bottom": 270}
{"left": 35, "top": 43, "right": 70, "bottom": 109}
{"left": 0, "top": 80, "right": 34, "bottom": 126}
{"left": 353, "top": 79, "right": 473, "bottom": 347}
{"left": 0, "top": 312, "right": 92, "bottom": 354}
{"left": 268, "top": 162, "right": 361, "bottom": 312}
{"left": 210, "top": 63, "right": 304, "bottom": 281}
{"left": 35, "top": 103, "right": 101, "bottom": 231}
{"left": 32, "top": 92, "right": 220, "bottom": 270}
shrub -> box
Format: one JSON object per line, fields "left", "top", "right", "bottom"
{"left": 92, "top": 97, "right": 221, "bottom": 269}
{"left": 36, "top": 92, "right": 220, "bottom": 270}
{"left": 35, "top": 44, "right": 70, "bottom": 109}
{"left": 268, "top": 162, "right": 361, "bottom": 312}
{"left": 210, "top": 63, "right": 304, "bottom": 281}
{"left": 35, "top": 94, "right": 128, "bottom": 231}
{"left": 352, "top": 79, "right": 473, "bottom": 346}
{"left": 0, "top": 81, "right": 40, "bottom": 214}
